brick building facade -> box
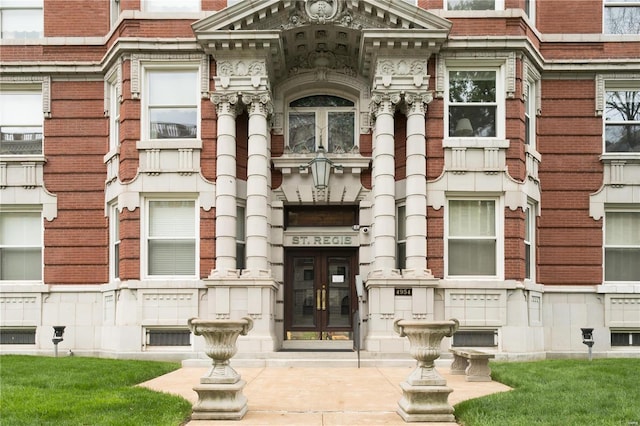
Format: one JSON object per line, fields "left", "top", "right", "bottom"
{"left": 1, "top": 0, "right": 639, "bottom": 360}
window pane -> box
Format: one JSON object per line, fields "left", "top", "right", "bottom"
{"left": 449, "top": 239, "right": 497, "bottom": 275}
{"left": 605, "top": 91, "right": 640, "bottom": 121}
{"left": 328, "top": 111, "right": 354, "bottom": 153}
{"left": 449, "top": 71, "right": 496, "bottom": 103}
{"left": 289, "top": 112, "right": 316, "bottom": 152}
{"left": 0, "top": 212, "right": 41, "bottom": 245}
{"left": 149, "top": 201, "right": 195, "bottom": 237}
{"left": 604, "top": 5, "right": 640, "bottom": 34}
{"left": 397, "top": 205, "right": 406, "bottom": 240}
{"left": 447, "top": 0, "right": 496, "bottom": 10}
{"left": 449, "top": 200, "right": 495, "bottom": 237}
{"left": 1, "top": 248, "right": 42, "bottom": 280}
{"left": 150, "top": 109, "right": 197, "bottom": 138}
{"left": 148, "top": 71, "right": 197, "bottom": 105}
{"left": 143, "top": 0, "right": 200, "bottom": 12}
{"left": 1, "top": 8, "right": 43, "bottom": 39}
{"left": 449, "top": 105, "right": 496, "bottom": 137}
{"left": 0, "top": 92, "right": 42, "bottom": 125}
{"left": 148, "top": 240, "right": 195, "bottom": 275}
{"left": 290, "top": 95, "right": 354, "bottom": 108}
{"left": 606, "top": 212, "right": 640, "bottom": 245}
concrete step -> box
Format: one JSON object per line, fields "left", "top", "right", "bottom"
{"left": 183, "top": 351, "right": 454, "bottom": 369}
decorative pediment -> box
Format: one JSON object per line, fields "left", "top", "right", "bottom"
{"left": 193, "top": 0, "right": 451, "bottom": 83}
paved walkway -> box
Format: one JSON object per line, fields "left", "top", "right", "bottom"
{"left": 139, "top": 365, "right": 511, "bottom": 425}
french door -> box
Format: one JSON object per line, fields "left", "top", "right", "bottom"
{"left": 285, "top": 249, "right": 357, "bottom": 340}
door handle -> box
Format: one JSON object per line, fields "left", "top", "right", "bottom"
{"left": 321, "top": 288, "right": 326, "bottom": 311}
{"left": 317, "top": 289, "right": 322, "bottom": 311}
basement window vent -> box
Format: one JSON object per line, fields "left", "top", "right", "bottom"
{"left": 145, "top": 329, "right": 191, "bottom": 347}
{"left": 611, "top": 331, "right": 640, "bottom": 347}
{"left": 452, "top": 330, "right": 497, "bottom": 347}
{"left": 0, "top": 328, "right": 36, "bottom": 345}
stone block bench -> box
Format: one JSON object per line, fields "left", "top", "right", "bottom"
{"left": 449, "top": 348, "right": 495, "bottom": 382}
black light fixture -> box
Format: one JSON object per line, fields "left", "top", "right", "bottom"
{"left": 52, "top": 326, "right": 65, "bottom": 357}
{"left": 301, "top": 145, "right": 342, "bottom": 190}
{"left": 580, "top": 327, "right": 594, "bottom": 361}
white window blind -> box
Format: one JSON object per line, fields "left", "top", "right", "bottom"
{"left": 148, "top": 201, "right": 196, "bottom": 276}
{"left": 0, "top": 211, "right": 42, "bottom": 280}
{"left": 605, "top": 211, "right": 640, "bottom": 281}
{"left": 147, "top": 70, "right": 198, "bottom": 139}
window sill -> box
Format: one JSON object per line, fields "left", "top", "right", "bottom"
{"left": 443, "top": 138, "right": 509, "bottom": 149}
{"left": 0, "top": 155, "right": 46, "bottom": 163}
{"left": 137, "top": 139, "right": 202, "bottom": 150}
{"left": 600, "top": 153, "right": 640, "bottom": 163}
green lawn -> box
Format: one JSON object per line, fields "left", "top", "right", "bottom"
{"left": 0, "top": 355, "right": 191, "bottom": 426}
{"left": 455, "top": 358, "right": 640, "bottom": 426}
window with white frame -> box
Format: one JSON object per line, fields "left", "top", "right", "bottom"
{"left": 604, "top": 0, "right": 640, "bottom": 34}
{"left": 446, "top": 0, "right": 503, "bottom": 10}
{"left": 146, "top": 200, "right": 197, "bottom": 277}
{"left": 524, "top": 0, "right": 535, "bottom": 25}
{"left": 288, "top": 95, "right": 356, "bottom": 154}
{"left": 0, "top": 210, "right": 42, "bottom": 280}
{"left": 604, "top": 87, "right": 640, "bottom": 153}
{"left": 525, "top": 203, "right": 535, "bottom": 281}
{"left": 0, "top": 88, "right": 43, "bottom": 155}
{"left": 524, "top": 80, "right": 536, "bottom": 148}
{"left": 0, "top": 0, "right": 43, "bottom": 39}
{"left": 142, "top": 0, "right": 200, "bottom": 12}
{"left": 604, "top": 210, "right": 640, "bottom": 282}
{"left": 397, "top": 204, "right": 406, "bottom": 270}
{"left": 145, "top": 68, "right": 198, "bottom": 140}
{"left": 109, "top": 204, "right": 120, "bottom": 280}
{"left": 448, "top": 70, "right": 499, "bottom": 138}
{"left": 108, "top": 79, "right": 120, "bottom": 152}
{"left": 447, "top": 199, "right": 498, "bottom": 277}
{"left": 110, "top": 0, "right": 120, "bottom": 27}
{"left": 236, "top": 205, "right": 245, "bottom": 271}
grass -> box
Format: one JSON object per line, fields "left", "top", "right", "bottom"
{"left": 455, "top": 358, "right": 640, "bottom": 426}
{"left": 0, "top": 355, "right": 192, "bottom": 426}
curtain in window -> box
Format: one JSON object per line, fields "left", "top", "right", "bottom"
{"left": 448, "top": 200, "right": 496, "bottom": 276}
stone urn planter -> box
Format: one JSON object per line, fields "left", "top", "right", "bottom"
{"left": 187, "top": 317, "right": 254, "bottom": 420}
{"left": 394, "top": 318, "right": 459, "bottom": 422}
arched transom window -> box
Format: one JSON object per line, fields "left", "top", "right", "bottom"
{"left": 287, "top": 95, "right": 356, "bottom": 154}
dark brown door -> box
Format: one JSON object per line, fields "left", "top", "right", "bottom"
{"left": 285, "top": 249, "right": 356, "bottom": 340}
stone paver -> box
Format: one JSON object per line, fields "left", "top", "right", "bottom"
{"left": 139, "top": 366, "right": 511, "bottom": 425}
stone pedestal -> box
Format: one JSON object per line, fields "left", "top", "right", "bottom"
{"left": 188, "top": 317, "right": 253, "bottom": 420}
{"left": 397, "top": 383, "right": 454, "bottom": 422}
{"left": 394, "top": 318, "right": 459, "bottom": 423}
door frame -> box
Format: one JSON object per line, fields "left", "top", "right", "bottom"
{"left": 284, "top": 247, "right": 358, "bottom": 339}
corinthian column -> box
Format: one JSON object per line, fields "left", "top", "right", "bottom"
{"left": 370, "top": 91, "right": 401, "bottom": 277}
{"left": 210, "top": 93, "right": 240, "bottom": 277}
{"left": 242, "top": 92, "right": 272, "bottom": 277}
{"left": 403, "top": 92, "right": 434, "bottom": 278}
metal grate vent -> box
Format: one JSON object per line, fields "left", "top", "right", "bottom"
{"left": 146, "top": 329, "right": 191, "bottom": 346}
{"left": 452, "top": 330, "right": 497, "bottom": 347}
{"left": 1, "top": 328, "right": 36, "bottom": 345}
{"left": 611, "top": 332, "right": 640, "bottom": 347}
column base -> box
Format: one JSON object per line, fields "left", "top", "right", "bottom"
{"left": 397, "top": 382, "right": 455, "bottom": 423}
{"left": 192, "top": 380, "right": 248, "bottom": 420}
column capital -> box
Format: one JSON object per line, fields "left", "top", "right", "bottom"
{"left": 211, "top": 92, "right": 241, "bottom": 117}
{"left": 403, "top": 91, "right": 434, "bottom": 116}
{"left": 242, "top": 91, "right": 273, "bottom": 117}
{"left": 370, "top": 90, "right": 402, "bottom": 120}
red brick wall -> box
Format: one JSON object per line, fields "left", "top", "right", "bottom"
{"left": 537, "top": 79, "right": 604, "bottom": 286}
{"left": 119, "top": 208, "right": 140, "bottom": 280}
{"left": 426, "top": 206, "right": 444, "bottom": 278}
{"left": 45, "top": 0, "right": 109, "bottom": 37}
{"left": 537, "top": 0, "right": 602, "bottom": 34}
{"left": 44, "top": 81, "right": 108, "bottom": 284}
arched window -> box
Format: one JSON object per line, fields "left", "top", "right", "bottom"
{"left": 287, "top": 95, "right": 356, "bottom": 154}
